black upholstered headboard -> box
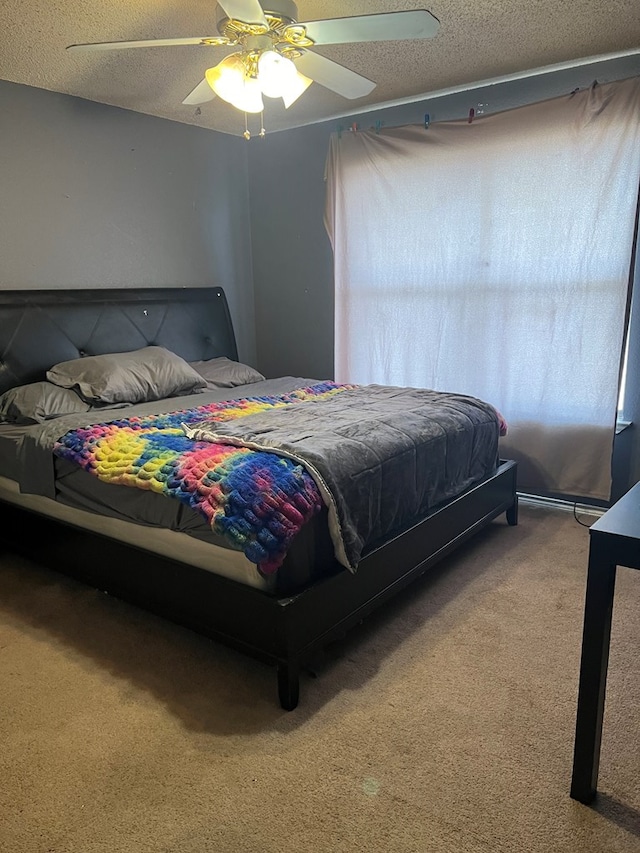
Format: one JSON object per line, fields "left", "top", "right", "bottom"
{"left": 0, "top": 287, "right": 238, "bottom": 395}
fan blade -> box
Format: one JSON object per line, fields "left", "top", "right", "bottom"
{"left": 300, "top": 10, "right": 440, "bottom": 45}
{"left": 67, "top": 37, "right": 229, "bottom": 52}
{"left": 216, "top": 0, "right": 268, "bottom": 27}
{"left": 182, "top": 79, "right": 217, "bottom": 105}
{"left": 294, "top": 51, "right": 375, "bottom": 99}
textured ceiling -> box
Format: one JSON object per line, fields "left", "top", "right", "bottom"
{"left": 1, "top": 0, "right": 639, "bottom": 137}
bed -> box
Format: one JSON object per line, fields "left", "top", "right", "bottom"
{"left": 0, "top": 286, "right": 518, "bottom": 709}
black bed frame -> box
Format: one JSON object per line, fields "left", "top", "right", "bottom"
{"left": 0, "top": 287, "right": 518, "bottom": 709}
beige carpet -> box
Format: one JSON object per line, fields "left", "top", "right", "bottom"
{"left": 0, "top": 503, "right": 638, "bottom": 853}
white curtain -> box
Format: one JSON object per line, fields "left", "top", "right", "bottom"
{"left": 325, "top": 77, "right": 640, "bottom": 501}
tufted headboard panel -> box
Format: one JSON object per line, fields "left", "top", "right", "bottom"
{"left": 0, "top": 287, "right": 239, "bottom": 395}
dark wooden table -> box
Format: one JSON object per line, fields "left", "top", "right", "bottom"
{"left": 570, "top": 481, "right": 640, "bottom": 804}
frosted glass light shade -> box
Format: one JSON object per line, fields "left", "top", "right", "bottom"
{"left": 257, "top": 50, "right": 296, "bottom": 98}
{"left": 282, "top": 71, "right": 312, "bottom": 108}
{"left": 206, "top": 54, "right": 264, "bottom": 113}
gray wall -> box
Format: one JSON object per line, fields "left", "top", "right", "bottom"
{"left": 0, "top": 80, "right": 257, "bottom": 364}
{"left": 248, "top": 122, "right": 335, "bottom": 380}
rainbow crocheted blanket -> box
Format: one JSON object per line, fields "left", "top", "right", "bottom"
{"left": 52, "top": 382, "right": 355, "bottom": 576}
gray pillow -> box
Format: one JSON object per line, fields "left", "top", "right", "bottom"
{"left": 46, "top": 346, "right": 207, "bottom": 405}
{"left": 0, "top": 381, "right": 91, "bottom": 424}
{"left": 190, "top": 357, "right": 266, "bottom": 389}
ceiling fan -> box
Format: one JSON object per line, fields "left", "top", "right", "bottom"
{"left": 67, "top": 0, "right": 440, "bottom": 135}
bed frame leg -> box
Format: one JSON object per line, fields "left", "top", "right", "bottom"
{"left": 277, "top": 662, "right": 300, "bottom": 711}
{"left": 506, "top": 495, "right": 519, "bottom": 526}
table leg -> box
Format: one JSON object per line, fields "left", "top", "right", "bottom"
{"left": 570, "top": 536, "right": 617, "bottom": 804}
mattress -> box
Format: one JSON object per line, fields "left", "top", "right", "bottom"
{"left": 0, "top": 474, "right": 272, "bottom": 590}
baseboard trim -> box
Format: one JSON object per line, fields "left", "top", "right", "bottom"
{"left": 517, "top": 493, "right": 606, "bottom": 518}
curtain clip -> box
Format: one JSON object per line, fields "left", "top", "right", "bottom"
{"left": 375, "top": 120, "right": 383, "bottom": 134}
{"left": 337, "top": 124, "right": 343, "bottom": 138}
{"left": 424, "top": 113, "right": 430, "bottom": 129}
{"left": 468, "top": 107, "right": 475, "bottom": 124}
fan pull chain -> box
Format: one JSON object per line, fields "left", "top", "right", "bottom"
{"left": 243, "top": 112, "right": 251, "bottom": 140}
{"left": 259, "top": 112, "right": 266, "bottom": 138}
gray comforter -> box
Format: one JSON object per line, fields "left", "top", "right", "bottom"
{"left": 184, "top": 383, "right": 500, "bottom": 572}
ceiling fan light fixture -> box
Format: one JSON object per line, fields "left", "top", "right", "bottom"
{"left": 205, "top": 53, "right": 264, "bottom": 113}
{"left": 65, "top": 4, "right": 443, "bottom": 131}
